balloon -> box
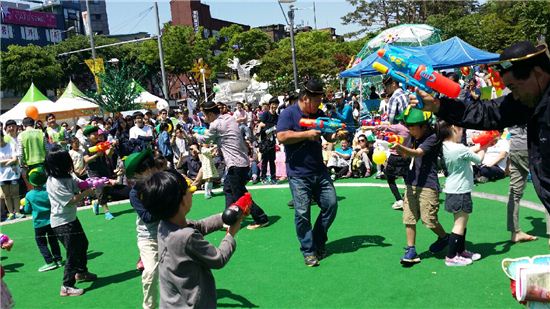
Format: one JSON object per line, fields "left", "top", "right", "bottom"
{"left": 20, "top": 198, "right": 26, "bottom": 207}
{"left": 372, "top": 149, "right": 387, "bottom": 165}
{"left": 25, "top": 105, "right": 39, "bottom": 120}
{"left": 460, "top": 66, "right": 470, "bottom": 77}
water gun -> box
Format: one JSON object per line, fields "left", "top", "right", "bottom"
{"left": 77, "top": 177, "right": 110, "bottom": 191}
{"left": 299, "top": 117, "right": 346, "bottom": 134}
{"left": 222, "top": 193, "right": 253, "bottom": 225}
{"left": 372, "top": 47, "right": 461, "bottom": 108}
{"left": 383, "top": 132, "right": 404, "bottom": 145}
{"left": 88, "top": 141, "right": 112, "bottom": 153}
{"left": 265, "top": 126, "right": 277, "bottom": 136}
{"left": 360, "top": 119, "right": 390, "bottom": 127}
{"left": 0, "top": 234, "right": 14, "bottom": 251}
{"left": 472, "top": 130, "right": 500, "bottom": 147}
{"left": 193, "top": 127, "right": 208, "bottom": 135}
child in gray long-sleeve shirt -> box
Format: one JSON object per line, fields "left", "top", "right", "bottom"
{"left": 138, "top": 169, "right": 243, "bottom": 309}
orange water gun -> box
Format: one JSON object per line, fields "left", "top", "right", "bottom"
{"left": 88, "top": 141, "right": 112, "bottom": 153}
{"left": 383, "top": 132, "right": 404, "bottom": 145}
{"left": 472, "top": 130, "right": 500, "bottom": 147}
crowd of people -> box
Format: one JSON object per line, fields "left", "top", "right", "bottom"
{"left": 1, "top": 40, "right": 550, "bottom": 308}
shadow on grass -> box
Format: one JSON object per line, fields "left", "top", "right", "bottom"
{"left": 242, "top": 216, "right": 281, "bottom": 229}
{"left": 419, "top": 240, "right": 513, "bottom": 261}
{"left": 524, "top": 216, "right": 549, "bottom": 238}
{"left": 217, "top": 288, "right": 258, "bottom": 308}
{"left": 87, "top": 251, "right": 103, "bottom": 260}
{"left": 326, "top": 235, "right": 391, "bottom": 257}
{"left": 3, "top": 262, "right": 24, "bottom": 272}
{"left": 111, "top": 208, "right": 136, "bottom": 217}
{"left": 85, "top": 269, "right": 140, "bottom": 292}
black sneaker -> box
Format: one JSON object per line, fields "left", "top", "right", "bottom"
{"left": 287, "top": 200, "right": 294, "bottom": 208}
{"left": 304, "top": 255, "right": 320, "bottom": 267}
{"left": 429, "top": 234, "right": 449, "bottom": 253}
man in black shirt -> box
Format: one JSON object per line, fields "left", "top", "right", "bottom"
{"left": 258, "top": 97, "right": 279, "bottom": 184}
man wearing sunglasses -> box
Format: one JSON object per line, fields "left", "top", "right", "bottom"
{"left": 412, "top": 41, "right": 550, "bottom": 217}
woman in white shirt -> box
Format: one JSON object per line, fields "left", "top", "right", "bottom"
{"left": 0, "top": 130, "right": 23, "bottom": 220}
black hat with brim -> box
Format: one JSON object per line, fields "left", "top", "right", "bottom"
{"left": 303, "top": 79, "right": 325, "bottom": 95}
{"left": 490, "top": 41, "right": 548, "bottom": 71}
{"left": 201, "top": 101, "right": 218, "bottom": 111}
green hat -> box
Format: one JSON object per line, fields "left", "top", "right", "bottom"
{"left": 395, "top": 106, "right": 433, "bottom": 125}
{"left": 124, "top": 148, "right": 153, "bottom": 178}
{"left": 83, "top": 125, "right": 99, "bottom": 136}
{"left": 28, "top": 166, "right": 47, "bottom": 187}
{"left": 366, "top": 134, "right": 376, "bottom": 142}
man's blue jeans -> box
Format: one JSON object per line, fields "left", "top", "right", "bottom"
{"left": 288, "top": 173, "right": 338, "bottom": 256}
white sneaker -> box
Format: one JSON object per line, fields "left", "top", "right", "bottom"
{"left": 391, "top": 200, "right": 403, "bottom": 210}
{"left": 445, "top": 255, "right": 472, "bottom": 267}
{"left": 460, "top": 250, "right": 481, "bottom": 261}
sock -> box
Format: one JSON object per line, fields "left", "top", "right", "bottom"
{"left": 458, "top": 234, "right": 466, "bottom": 254}
{"left": 446, "top": 233, "right": 461, "bottom": 258}
{"left": 204, "top": 182, "right": 210, "bottom": 196}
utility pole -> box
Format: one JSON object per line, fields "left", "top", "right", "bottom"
{"left": 154, "top": 2, "right": 169, "bottom": 102}
{"left": 313, "top": 2, "right": 317, "bottom": 30}
{"left": 84, "top": 0, "right": 96, "bottom": 60}
{"left": 288, "top": 5, "right": 299, "bottom": 91}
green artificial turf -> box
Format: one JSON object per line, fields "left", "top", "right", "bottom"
{"left": 1, "top": 183, "right": 548, "bottom": 308}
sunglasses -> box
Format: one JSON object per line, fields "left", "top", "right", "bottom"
{"left": 358, "top": 139, "right": 366, "bottom": 142}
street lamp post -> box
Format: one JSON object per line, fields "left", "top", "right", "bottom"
{"left": 278, "top": 0, "right": 299, "bottom": 91}
{"left": 288, "top": 5, "right": 299, "bottom": 91}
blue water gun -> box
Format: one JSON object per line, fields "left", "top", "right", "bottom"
{"left": 299, "top": 117, "right": 346, "bottom": 134}
{"left": 193, "top": 127, "right": 208, "bottom": 135}
{"left": 372, "top": 47, "right": 461, "bottom": 108}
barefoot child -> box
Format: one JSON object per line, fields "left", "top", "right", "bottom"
{"left": 45, "top": 145, "right": 97, "bottom": 296}
{"left": 137, "top": 170, "right": 243, "bottom": 308}
{"left": 439, "top": 121, "right": 484, "bottom": 266}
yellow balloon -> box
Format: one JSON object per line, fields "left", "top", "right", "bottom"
{"left": 20, "top": 198, "right": 26, "bottom": 207}
{"left": 372, "top": 149, "right": 387, "bottom": 165}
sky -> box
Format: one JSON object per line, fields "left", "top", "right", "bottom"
{"left": 106, "top": 0, "right": 363, "bottom": 38}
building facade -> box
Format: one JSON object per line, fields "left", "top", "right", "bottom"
{"left": 0, "top": 0, "right": 109, "bottom": 51}
{"left": 170, "top": 0, "right": 249, "bottom": 38}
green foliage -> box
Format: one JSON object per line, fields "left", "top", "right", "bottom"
{"left": 162, "top": 25, "right": 212, "bottom": 75}
{"left": 50, "top": 35, "right": 121, "bottom": 88}
{"left": 0, "top": 44, "right": 63, "bottom": 95}
{"left": 341, "top": 0, "right": 478, "bottom": 37}
{"left": 427, "top": 1, "right": 550, "bottom": 53}
{"left": 258, "top": 30, "right": 350, "bottom": 95}
{"left": 85, "top": 64, "right": 144, "bottom": 113}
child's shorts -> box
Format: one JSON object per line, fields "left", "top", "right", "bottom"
{"left": 444, "top": 192, "right": 472, "bottom": 214}
{"left": 403, "top": 186, "right": 440, "bottom": 228}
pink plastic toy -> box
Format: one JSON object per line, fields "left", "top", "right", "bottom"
{"left": 0, "top": 234, "right": 14, "bottom": 251}
{"left": 77, "top": 177, "right": 110, "bottom": 190}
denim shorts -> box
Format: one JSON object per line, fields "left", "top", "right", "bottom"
{"left": 445, "top": 193, "right": 473, "bottom": 214}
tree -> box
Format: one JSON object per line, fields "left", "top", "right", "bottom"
{"left": 258, "top": 30, "right": 350, "bottom": 94}
{"left": 427, "top": 0, "right": 550, "bottom": 52}
{"left": 50, "top": 35, "right": 122, "bottom": 90}
{"left": 0, "top": 44, "right": 63, "bottom": 95}
{"left": 85, "top": 64, "right": 144, "bottom": 113}
{"left": 341, "top": 0, "right": 478, "bottom": 37}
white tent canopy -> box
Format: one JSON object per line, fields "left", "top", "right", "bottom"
{"left": 52, "top": 81, "right": 99, "bottom": 119}
{"left": 0, "top": 83, "right": 56, "bottom": 123}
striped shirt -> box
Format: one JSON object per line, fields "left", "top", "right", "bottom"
{"left": 387, "top": 88, "right": 409, "bottom": 124}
